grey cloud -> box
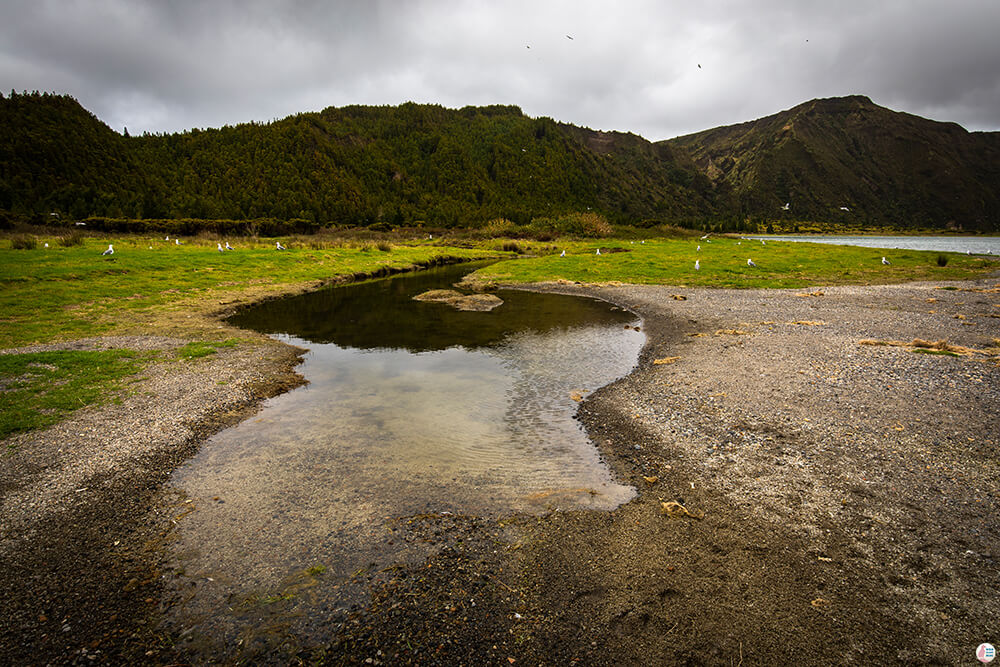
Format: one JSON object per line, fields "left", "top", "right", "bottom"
{"left": 1, "top": 0, "right": 998, "bottom": 139}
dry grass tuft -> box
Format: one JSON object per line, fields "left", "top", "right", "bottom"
{"left": 652, "top": 356, "right": 681, "bottom": 365}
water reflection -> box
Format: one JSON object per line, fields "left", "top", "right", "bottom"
{"left": 165, "top": 262, "right": 643, "bottom": 660}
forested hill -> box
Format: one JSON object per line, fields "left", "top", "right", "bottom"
{"left": 666, "top": 95, "right": 1000, "bottom": 231}
{"left": 0, "top": 92, "right": 716, "bottom": 228}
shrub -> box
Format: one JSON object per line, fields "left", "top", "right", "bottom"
{"left": 936, "top": 254, "right": 948, "bottom": 267}
{"left": 376, "top": 241, "right": 392, "bottom": 252}
{"left": 500, "top": 240, "right": 522, "bottom": 253}
{"left": 10, "top": 234, "right": 37, "bottom": 249}
{"left": 58, "top": 231, "right": 85, "bottom": 246}
{"left": 482, "top": 218, "right": 517, "bottom": 238}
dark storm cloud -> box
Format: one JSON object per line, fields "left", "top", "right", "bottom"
{"left": 2, "top": 0, "right": 998, "bottom": 140}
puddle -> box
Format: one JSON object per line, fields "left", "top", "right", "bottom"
{"left": 163, "top": 262, "right": 643, "bottom": 659}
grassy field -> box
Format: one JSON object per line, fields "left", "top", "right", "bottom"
{"left": 470, "top": 237, "right": 998, "bottom": 288}
{"left": 0, "top": 235, "right": 494, "bottom": 348}
{"left": 0, "top": 349, "right": 148, "bottom": 440}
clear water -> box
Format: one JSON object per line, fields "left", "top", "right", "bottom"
{"left": 164, "top": 262, "right": 643, "bottom": 658}
{"left": 750, "top": 235, "right": 1000, "bottom": 255}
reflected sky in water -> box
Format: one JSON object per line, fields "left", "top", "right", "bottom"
{"left": 165, "top": 262, "right": 644, "bottom": 660}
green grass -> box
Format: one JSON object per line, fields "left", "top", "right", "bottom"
{"left": 0, "top": 236, "right": 497, "bottom": 347}
{"left": 177, "top": 338, "right": 240, "bottom": 360}
{"left": 0, "top": 349, "right": 148, "bottom": 441}
{"left": 471, "top": 238, "right": 998, "bottom": 288}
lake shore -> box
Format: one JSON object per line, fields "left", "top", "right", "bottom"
{"left": 2, "top": 274, "right": 999, "bottom": 664}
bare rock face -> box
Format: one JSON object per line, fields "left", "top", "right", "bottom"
{"left": 412, "top": 289, "right": 503, "bottom": 312}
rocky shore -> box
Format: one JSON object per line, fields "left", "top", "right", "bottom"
{"left": 2, "top": 275, "right": 998, "bottom": 664}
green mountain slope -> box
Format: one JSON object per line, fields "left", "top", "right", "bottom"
{"left": 666, "top": 95, "right": 1000, "bottom": 231}
{"left": 1, "top": 92, "right": 715, "bottom": 227}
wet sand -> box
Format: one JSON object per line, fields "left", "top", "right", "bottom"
{"left": 1, "top": 275, "right": 998, "bottom": 664}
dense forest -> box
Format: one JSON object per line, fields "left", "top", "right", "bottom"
{"left": 2, "top": 91, "right": 999, "bottom": 232}
{"left": 0, "top": 92, "right": 715, "bottom": 230}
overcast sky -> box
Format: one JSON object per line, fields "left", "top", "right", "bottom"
{"left": 2, "top": 0, "right": 999, "bottom": 141}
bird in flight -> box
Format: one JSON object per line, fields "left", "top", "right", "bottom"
{"left": 566, "top": 35, "right": 574, "bottom": 40}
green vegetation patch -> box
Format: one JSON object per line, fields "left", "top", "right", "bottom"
{"left": 472, "top": 238, "right": 998, "bottom": 289}
{"left": 178, "top": 338, "right": 240, "bottom": 360}
{"left": 0, "top": 349, "right": 147, "bottom": 441}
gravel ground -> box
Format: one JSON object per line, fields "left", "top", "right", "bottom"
{"left": 1, "top": 275, "right": 998, "bottom": 665}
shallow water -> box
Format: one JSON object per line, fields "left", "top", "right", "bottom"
{"left": 750, "top": 234, "right": 1000, "bottom": 255}
{"left": 164, "top": 262, "right": 643, "bottom": 658}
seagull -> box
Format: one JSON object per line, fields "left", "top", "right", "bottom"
{"left": 882, "top": 256, "right": 890, "bottom": 265}
{"left": 781, "top": 202, "right": 790, "bottom": 211}
{"left": 175, "top": 238, "right": 181, "bottom": 245}
{"left": 276, "top": 241, "right": 286, "bottom": 250}
{"left": 737, "top": 241, "right": 741, "bottom": 246}
{"left": 697, "top": 63, "right": 702, "bottom": 69}
{"left": 697, "top": 245, "right": 701, "bottom": 251}
{"left": 747, "top": 258, "right": 757, "bottom": 267}
{"left": 165, "top": 236, "right": 169, "bottom": 241}
{"left": 225, "top": 241, "right": 235, "bottom": 250}
{"left": 566, "top": 34, "right": 573, "bottom": 40}
{"left": 700, "top": 233, "right": 711, "bottom": 240}
{"left": 44, "top": 242, "right": 49, "bottom": 248}
{"left": 595, "top": 248, "right": 601, "bottom": 255}
{"left": 760, "top": 239, "right": 766, "bottom": 246}
{"left": 560, "top": 250, "right": 566, "bottom": 257}
{"left": 840, "top": 206, "right": 850, "bottom": 211}
{"left": 695, "top": 259, "right": 700, "bottom": 270}
{"left": 101, "top": 244, "right": 114, "bottom": 256}
{"left": 640, "top": 240, "right": 645, "bottom": 244}
{"left": 217, "top": 243, "right": 224, "bottom": 252}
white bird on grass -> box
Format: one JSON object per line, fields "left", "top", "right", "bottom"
{"left": 44, "top": 242, "right": 49, "bottom": 248}
{"left": 882, "top": 256, "right": 890, "bottom": 265}
{"left": 165, "top": 236, "right": 169, "bottom": 241}
{"left": 217, "top": 243, "right": 224, "bottom": 252}
{"left": 101, "top": 244, "right": 114, "bottom": 256}
{"left": 560, "top": 250, "right": 566, "bottom": 257}
{"left": 225, "top": 241, "right": 235, "bottom": 250}
{"left": 747, "top": 258, "right": 757, "bottom": 267}
{"left": 695, "top": 259, "right": 700, "bottom": 270}
{"left": 276, "top": 241, "right": 286, "bottom": 250}
{"left": 760, "top": 239, "right": 766, "bottom": 246}
{"left": 175, "top": 238, "right": 181, "bottom": 245}
{"left": 697, "top": 245, "right": 701, "bottom": 252}
{"left": 595, "top": 248, "right": 601, "bottom": 255}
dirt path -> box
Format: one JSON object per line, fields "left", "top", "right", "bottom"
{"left": 2, "top": 276, "right": 998, "bottom": 665}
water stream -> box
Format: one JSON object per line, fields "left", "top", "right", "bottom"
{"left": 163, "top": 261, "right": 644, "bottom": 658}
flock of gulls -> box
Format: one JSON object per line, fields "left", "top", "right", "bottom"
{"left": 96, "top": 235, "right": 289, "bottom": 256}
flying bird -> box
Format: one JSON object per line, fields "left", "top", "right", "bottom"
{"left": 781, "top": 202, "right": 790, "bottom": 211}
{"left": 697, "top": 63, "right": 701, "bottom": 68}
{"left": 695, "top": 259, "right": 700, "bottom": 270}
{"left": 747, "top": 258, "right": 757, "bottom": 267}
{"left": 882, "top": 256, "right": 890, "bottom": 265}
{"left": 700, "top": 233, "right": 711, "bottom": 240}
{"left": 276, "top": 241, "right": 286, "bottom": 250}
{"left": 840, "top": 206, "right": 850, "bottom": 211}
{"left": 101, "top": 244, "right": 114, "bottom": 256}
{"left": 566, "top": 35, "right": 573, "bottom": 40}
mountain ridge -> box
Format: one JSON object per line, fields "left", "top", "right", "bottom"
{"left": 2, "top": 91, "right": 998, "bottom": 231}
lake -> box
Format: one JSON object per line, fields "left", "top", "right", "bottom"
{"left": 749, "top": 235, "right": 1000, "bottom": 255}
{"left": 163, "top": 261, "right": 643, "bottom": 659}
